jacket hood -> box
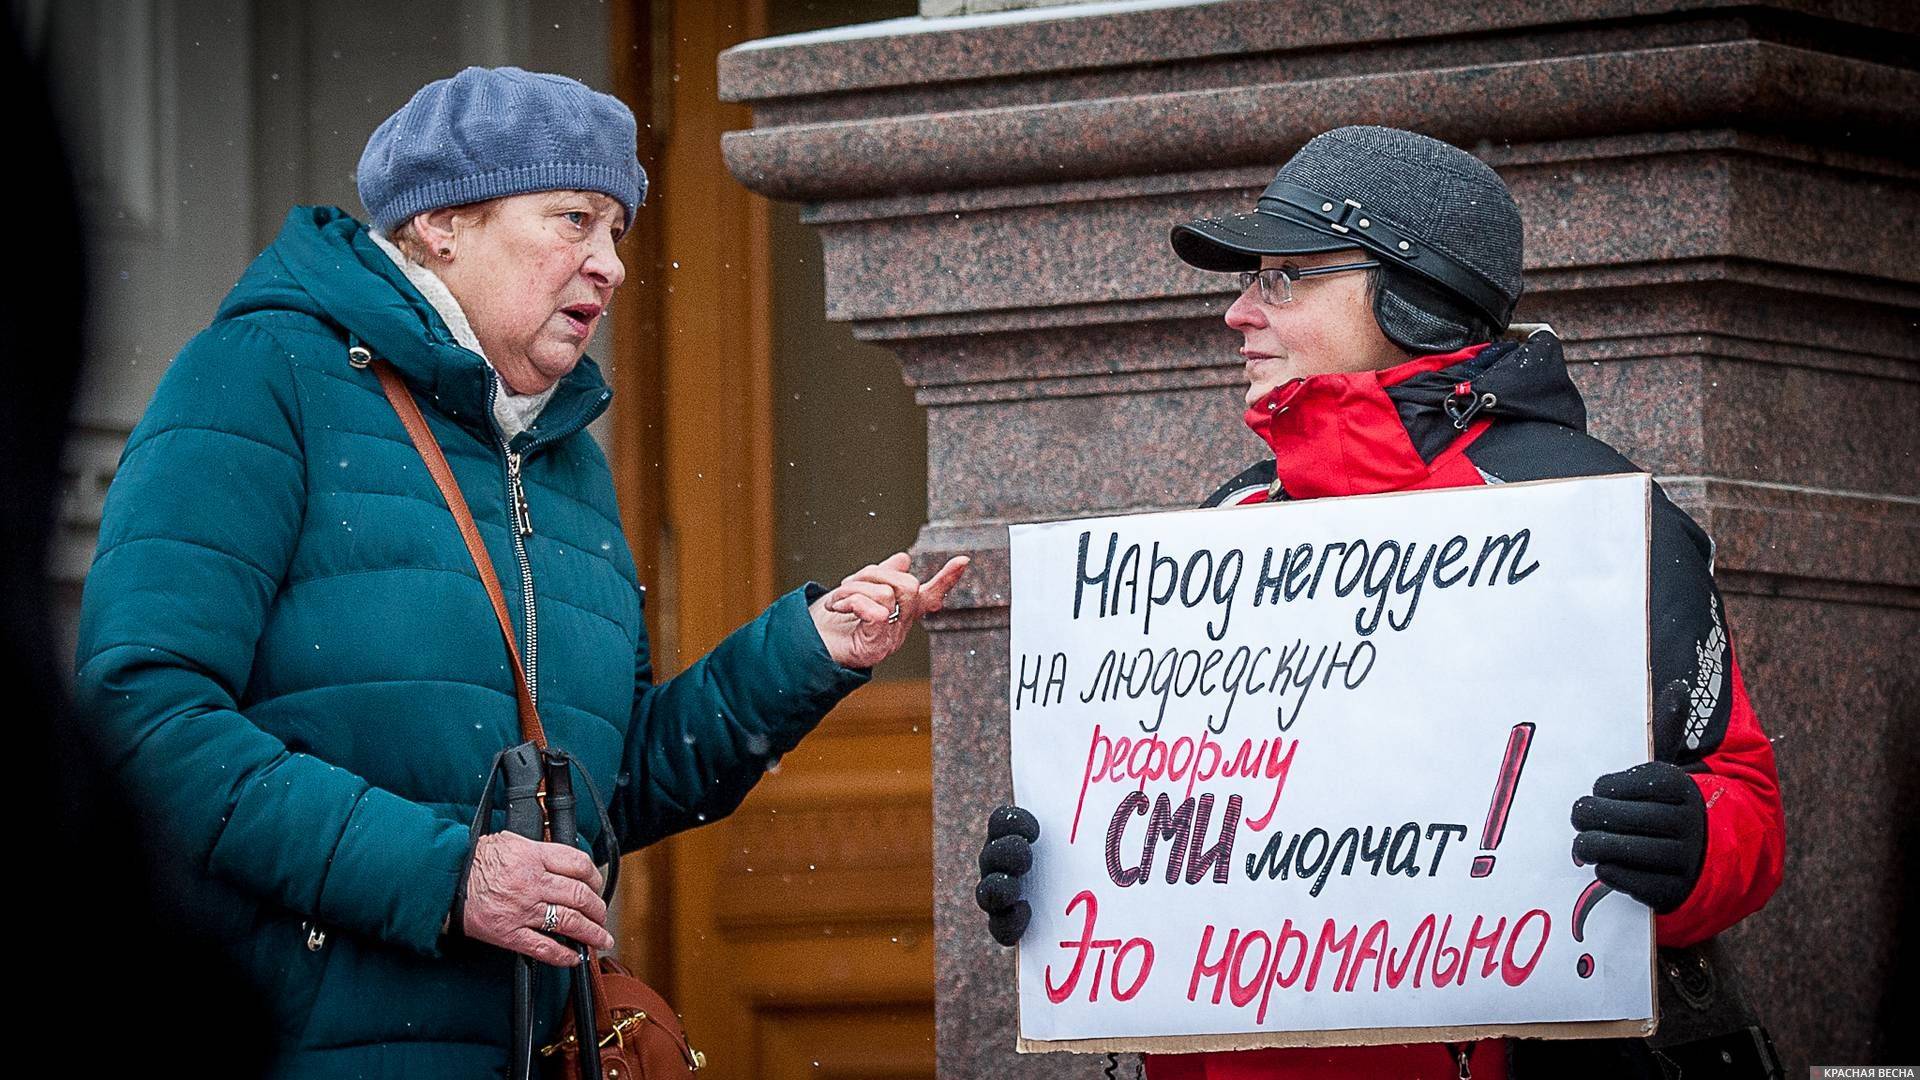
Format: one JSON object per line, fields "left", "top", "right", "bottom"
{"left": 1244, "top": 331, "right": 1587, "bottom": 500}
{"left": 215, "top": 206, "right": 611, "bottom": 447}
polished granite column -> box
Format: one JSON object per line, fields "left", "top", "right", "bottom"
{"left": 720, "top": 2, "right": 1919, "bottom": 1073}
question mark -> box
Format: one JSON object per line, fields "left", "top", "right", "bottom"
{"left": 1569, "top": 853, "right": 1615, "bottom": 978}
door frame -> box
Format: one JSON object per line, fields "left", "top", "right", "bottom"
{"left": 605, "top": 8, "right": 936, "bottom": 1075}
{"left": 607, "top": 0, "right": 774, "bottom": 995}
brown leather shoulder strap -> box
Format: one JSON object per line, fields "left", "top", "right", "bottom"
{"left": 372, "top": 359, "right": 545, "bottom": 749}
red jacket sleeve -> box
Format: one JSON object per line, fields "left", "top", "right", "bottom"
{"left": 1655, "top": 641, "right": 1784, "bottom": 946}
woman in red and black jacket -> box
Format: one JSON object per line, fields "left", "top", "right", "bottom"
{"left": 974, "top": 126, "right": 1783, "bottom": 1079}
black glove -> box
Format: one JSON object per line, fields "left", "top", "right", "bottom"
{"left": 974, "top": 805, "right": 1039, "bottom": 946}
{"left": 1570, "top": 761, "right": 1707, "bottom": 914}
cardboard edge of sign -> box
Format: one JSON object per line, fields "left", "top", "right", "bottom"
{"left": 1014, "top": 473, "right": 1665, "bottom": 1057}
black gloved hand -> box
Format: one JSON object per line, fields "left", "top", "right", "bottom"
{"left": 1570, "top": 761, "right": 1708, "bottom": 914}
{"left": 974, "top": 805, "right": 1039, "bottom": 946}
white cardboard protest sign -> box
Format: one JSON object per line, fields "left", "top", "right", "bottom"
{"left": 1008, "top": 475, "right": 1656, "bottom": 1054}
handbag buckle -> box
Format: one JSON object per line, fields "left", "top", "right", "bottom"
{"left": 600, "top": 1011, "right": 645, "bottom": 1049}
{"left": 537, "top": 1033, "right": 574, "bottom": 1058}
{"left": 537, "top": 1011, "right": 654, "bottom": 1058}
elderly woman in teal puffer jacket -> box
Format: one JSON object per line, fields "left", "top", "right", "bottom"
{"left": 72, "top": 67, "right": 966, "bottom": 1078}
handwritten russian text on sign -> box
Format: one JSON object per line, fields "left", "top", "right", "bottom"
{"left": 1009, "top": 475, "right": 1654, "bottom": 1049}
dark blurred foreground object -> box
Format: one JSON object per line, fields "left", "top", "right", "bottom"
{"left": 3, "top": 16, "right": 269, "bottom": 1075}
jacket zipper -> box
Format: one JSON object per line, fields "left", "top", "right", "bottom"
{"left": 504, "top": 443, "right": 538, "bottom": 707}
{"left": 487, "top": 374, "right": 539, "bottom": 710}
{"left": 486, "top": 373, "right": 613, "bottom": 711}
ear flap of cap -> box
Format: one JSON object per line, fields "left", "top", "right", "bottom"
{"left": 1371, "top": 266, "right": 1491, "bottom": 354}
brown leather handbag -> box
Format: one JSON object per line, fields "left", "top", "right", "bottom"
{"left": 541, "top": 956, "right": 706, "bottom": 1079}
{"left": 369, "top": 354, "right": 705, "bottom": 1079}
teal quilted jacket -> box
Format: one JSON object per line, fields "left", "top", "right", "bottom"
{"left": 73, "top": 206, "right": 868, "bottom": 1078}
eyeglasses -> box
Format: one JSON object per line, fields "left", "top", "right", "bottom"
{"left": 1236, "top": 260, "right": 1380, "bottom": 306}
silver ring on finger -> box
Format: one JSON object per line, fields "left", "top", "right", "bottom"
{"left": 542, "top": 903, "right": 559, "bottom": 934}
{"left": 887, "top": 602, "right": 902, "bottom": 624}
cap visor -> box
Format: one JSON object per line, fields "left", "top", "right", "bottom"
{"left": 1170, "top": 210, "right": 1360, "bottom": 271}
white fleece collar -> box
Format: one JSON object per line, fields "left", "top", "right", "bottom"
{"left": 369, "top": 229, "right": 556, "bottom": 442}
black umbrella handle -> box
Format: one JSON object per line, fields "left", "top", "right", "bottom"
{"left": 543, "top": 750, "right": 577, "bottom": 847}
{"left": 499, "top": 743, "right": 545, "bottom": 1080}
{"left": 544, "top": 752, "right": 602, "bottom": 1080}
{"left": 501, "top": 742, "right": 545, "bottom": 842}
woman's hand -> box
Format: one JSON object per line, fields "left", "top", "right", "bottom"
{"left": 462, "top": 831, "right": 616, "bottom": 965}
{"left": 809, "top": 552, "right": 970, "bottom": 669}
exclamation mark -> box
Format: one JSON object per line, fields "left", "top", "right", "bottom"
{"left": 1471, "top": 722, "right": 1536, "bottom": 878}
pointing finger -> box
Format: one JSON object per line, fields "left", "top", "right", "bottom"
{"left": 919, "top": 556, "right": 971, "bottom": 612}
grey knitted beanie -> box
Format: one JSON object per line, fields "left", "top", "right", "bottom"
{"left": 356, "top": 66, "right": 646, "bottom": 236}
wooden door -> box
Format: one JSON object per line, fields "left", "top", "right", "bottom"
{"left": 607, "top": 3, "right": 936, "bottom": 1077}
